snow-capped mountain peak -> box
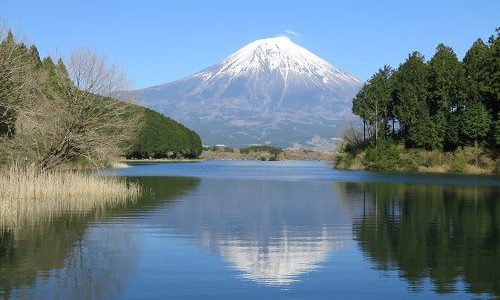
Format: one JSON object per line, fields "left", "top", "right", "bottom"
{"left": 137, "top": 37, "right": 363, "bottom": 148}
{"left": 197, "top": 36, "right": 361, "bottom": 87}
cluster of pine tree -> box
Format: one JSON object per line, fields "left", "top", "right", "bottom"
{"left": 353, "top": 29, "right": 499, "bottom": 152}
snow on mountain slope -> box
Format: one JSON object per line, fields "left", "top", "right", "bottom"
{"left": 195, "top": 37, "right": 359, "bottom": 88}
{"left": 136, "top": 37, "right": 363, "bottom": 148}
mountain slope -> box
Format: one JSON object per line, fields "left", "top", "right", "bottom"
{"left": 137, "top": 37, "right": 362, "bottom": 148}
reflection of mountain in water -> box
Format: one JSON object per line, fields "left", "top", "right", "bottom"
{"left": 335, "top": 182, "right": 500, "bottom": 297}
{"left": 151, "top": 179, "right": 352, "bottom": 286}
{"left": 218, "top": 227, "right": 342, "bottom": 285}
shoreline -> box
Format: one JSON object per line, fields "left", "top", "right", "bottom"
{"left": 334, "top": 147, "right": 498, "bottom": 175}
{"left": 121, "top": 158, "right": 205, "bottom": 164}
{"left": 119, "top": 156, "right": 498, "bottom": 176}
{"left": 334, "top": 164, "right": 500, "bottom": 176}
{"left": 121, "top": 158, "right": 498, "bottom": 176}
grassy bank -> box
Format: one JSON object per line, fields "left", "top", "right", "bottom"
{"left": 0, "top": 164, "right": 141, "bottom": 229}
{"left": 335, "top": 145, "right": 498, "bottom": 174}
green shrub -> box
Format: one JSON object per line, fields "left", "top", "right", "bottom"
{"left": 125, "top": 107, "right": 203, "bottom": 159}
{"left": 363, "top": 139, "right": 400, "bottom": 171}
{"left": 341, "top": 153, "right": 355, "bottom": 168}
{"left": 449, "top": 150, "right": 468, "bottom": 172}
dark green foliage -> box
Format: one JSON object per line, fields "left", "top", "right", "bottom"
{"left": 463, "top": 39, "right": 490, "bottom": 102}
{"left": 406, "top": 115, "right": 442, "bottom": 150}
{"left": 495, "top": 112, "right": 500, "bottom": 146}
{"left": 125, "top": 107, "right": 202, "bottom": 159}
{"left": 461, "top": 100, "right": 491, "bottom": 146}
{"left": 464, "top": 30, "right": 499, "bottom": 115}
{"left": 351, "top": 29, "right": 499, "bottom": 154}
{"left": 363, "top": 139, "right": 399, "bottom": 171}
{"left": 353, "top": 66, "right": 394, "bottom": 140}
{"left": 445, "top": 112, "right": 461, "bottom": 150}
{"left": 428, "top": 44, "right": 465, "bottom": 113}
{"left": 486, "top": 30, "right": 500, "bottom": 112}
{"left": 392, "top": 52, "right": 429, "bottom": 137}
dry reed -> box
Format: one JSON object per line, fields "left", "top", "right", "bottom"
{"left": 0, "top": 164, "right": 141, "bottom": 229}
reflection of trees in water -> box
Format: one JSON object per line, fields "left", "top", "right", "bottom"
{"left": 0, "top": 176, "right": 200, "bottom": 299}
{"left": 0, "top": 217, "right": 90, "bottom": 298}
{"left": 336, "top": 182, "right": 500, "bottom": 297}
{"left": 3, "top": 223, "right": 141, "bottom": 299}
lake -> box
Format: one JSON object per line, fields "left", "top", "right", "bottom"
{"left": 1, "top": 160, "right": 499, "bottom": 299}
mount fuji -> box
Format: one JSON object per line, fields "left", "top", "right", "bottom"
{"left": 135, "top": 36, "right": 362, "bottom": 149}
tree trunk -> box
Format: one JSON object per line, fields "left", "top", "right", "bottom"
{"left": 475, "top": 139, "right": 478, "bottom": 166}
{"left": 375, "top": 101, "right": 378, "bottom": 144}
{"left": 363, "top": 120, "right": 366, "bottom": 142}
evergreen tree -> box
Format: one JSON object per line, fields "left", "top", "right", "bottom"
{"left": 463, "top": 39, "right": 490, "bottom": 102}
{"left": 28, "top": 45, "right": 41, "bottom": 65}
{"left": 125, "top": 107, "right": 203, "bottom": 159}
{"left": 353, "top": 66, "right": 394, "bottom": 142}
{"left": 407, "top": 114, "right": 442, "bottom": 150}
{"left": 484, "top": 29, "right": 499, "bottom": 114}
{"left": 352, "top": 83, "right": 370, "bottom": 140}
{"left": 494, "top": 112, "right": 500, "bottom": 147}
{"left": 349, "top": 28, "right": 499, "bottom": 159}
{"left": 393, "top": 52, "right": 429, "bottom": 147}
{"left": 461, "top": 100, "right": 491, "bottom": 154}
{"left": 463, "top": 31, "right": 499, "bottom": 147}
{"left": 428, "top": 44, "right": 466, "bottom": 149}
{"left": 428, "top": 44, "right": 464, "bottom": 113}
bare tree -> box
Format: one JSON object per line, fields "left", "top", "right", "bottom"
{"left": 1, "top": 33, "right": 142, "bottom": 170}
{"left": 36, "top": 49, "right": 141, "bottom": 169}
{"left": 339, "top": 121, "right": 367, "bottom": 155}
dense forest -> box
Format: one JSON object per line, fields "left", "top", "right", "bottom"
{"left": 125, "top": 107, "right": 202, "bottom": 159}
{"left": 338, "top": 29, "right": 499, "bottom": 172}
{"left": 0, "top": 30, "right": 202, "bottom": 169}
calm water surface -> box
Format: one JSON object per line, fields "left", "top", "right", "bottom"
{"left": 1, "top": 161, "right": 499, "bottom": 299}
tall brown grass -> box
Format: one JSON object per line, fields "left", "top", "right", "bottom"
{"left": 0, "top": 164, "right": 141, "bottom": 229}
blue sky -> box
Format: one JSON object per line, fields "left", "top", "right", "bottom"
{"left": 3, "top": 0, "right": 499, "bottom": 88}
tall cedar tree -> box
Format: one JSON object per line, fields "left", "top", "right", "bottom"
{"left": 392, "top": 52, "right": 429, "bottom": 148}
{"left": 427, "top": 44, "right": 467, "bottom": 150}
{"left": 353, "top": 66, "right": 394, "bottom": 142}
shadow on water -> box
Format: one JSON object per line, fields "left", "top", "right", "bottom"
{"left": 335, "top": 182, "right": 500, "bottom": 297}
{"left": 0, "top": 176, "right": 200, "bottom": 300}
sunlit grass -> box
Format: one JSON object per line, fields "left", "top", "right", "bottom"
{"left": 0, "top": 164, "right": 141, "bottom": 229}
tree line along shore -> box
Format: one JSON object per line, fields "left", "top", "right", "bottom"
{"left": 335, "top": 29, "right": 499, "bottom": 173}
{"left": 199, "top": 145, "right": 334, "bottom": 161}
